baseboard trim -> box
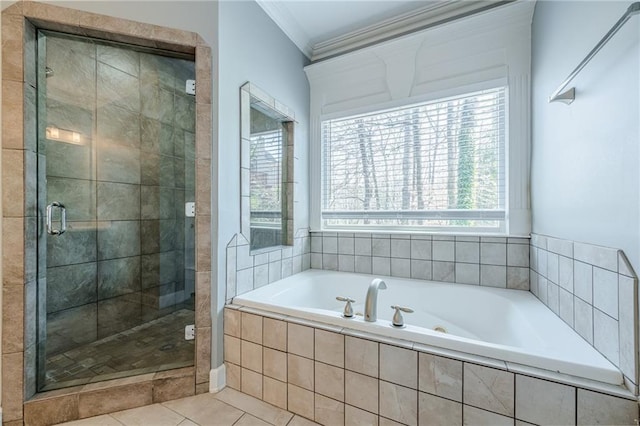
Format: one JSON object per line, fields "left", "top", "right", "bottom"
{"left": 209, "top": 364, "right": 226, "bottom": 393}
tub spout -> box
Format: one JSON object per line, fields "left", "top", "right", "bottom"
{"left": 364, "top": 278, "right": 387, "bottom": 322}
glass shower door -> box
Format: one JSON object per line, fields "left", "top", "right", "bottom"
{"left": 37, "top": 31, "right": 196, "bottom": 391}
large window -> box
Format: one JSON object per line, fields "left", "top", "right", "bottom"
{"left": 321, "top": 87, "right": 506, "bottom": 232}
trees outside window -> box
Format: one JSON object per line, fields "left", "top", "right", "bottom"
{"left": 321, "top": 87, "right": 505, "bottom": 231}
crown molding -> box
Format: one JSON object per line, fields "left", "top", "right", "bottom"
{"left": 257, "top": 0, "right": 525, "bottom": 62}
{"left": 305, "top": 0, "right": 534, "bottom": 77}
{"left": 255, "top": 0, "right": 314, "bottom": 58}
{"left": 310, "top": 0, "right": 516, "bottom": 62}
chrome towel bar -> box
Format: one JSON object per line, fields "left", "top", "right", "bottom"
{"left": 549, "top": 2, "right": 640, "bottom": 104}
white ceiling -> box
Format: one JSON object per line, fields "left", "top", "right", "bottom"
{"left": 256, "top": 0, "right": 504, "bottom": 61}
{"left": 278, "top": 1, "right": 437, "bottom": 45}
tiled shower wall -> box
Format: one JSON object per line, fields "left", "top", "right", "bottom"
{"left": 2, "top": 2, "right": 214, "bottom": 422}
{"left": 529, "top": 233, "right": 639, "bottom": 393}
{"left": 43, "top": 35, "right": 197, "bottom": 357}
{"left": 225, "top": 229, "right": 311, "bottom": 300}
{"left": 309, "top": 232, "right": 530, "bottom": 290}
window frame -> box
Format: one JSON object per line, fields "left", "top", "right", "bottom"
{"left": 305, "top": 1, "right": 534, "bottom": 237}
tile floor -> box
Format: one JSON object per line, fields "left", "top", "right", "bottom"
{"left": 45, "top": 308, "right": 195, "bottom": 391}
{"left": 58, "top": 387, "right": 320, "bottom": 426}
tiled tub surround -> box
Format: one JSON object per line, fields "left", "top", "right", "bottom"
{"left": 309, "top": 232, "right": 530, "bottom": 290}
{"left": 529, "top": 233, "right": 639, "bottom": 395}
{"left": 1, "top": 2, "right": 214, "bottom": 424}
{"left": 225, "top": 229, "right": 311, "bottom": 301}
{"left": 232, "top": 269, "right": 622, "bottom": 384}
{"left": 223, "top": 307, "right": 639, "bottom": 426}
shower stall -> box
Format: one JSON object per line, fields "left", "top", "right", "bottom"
{"left": 36, "top": 30, "right": 196, "bottom": 391}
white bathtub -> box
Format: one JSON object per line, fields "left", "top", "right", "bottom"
{"left": 233, "top": 269, "right": 622, "bottom": 385}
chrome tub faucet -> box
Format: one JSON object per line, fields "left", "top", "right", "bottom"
{"left": 364, "top": 278, "right": 387, "bottom": 322}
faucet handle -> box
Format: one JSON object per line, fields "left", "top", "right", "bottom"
{"left": 391, "top": 305, "right": 414, "bottom": 313}
{"left": 390, "top": 305, "right": 413, "bottom": 327}
{"left": 336, "top": 296, "right": 356, "bottom": 318}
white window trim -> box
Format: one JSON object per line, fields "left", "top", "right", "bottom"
{"left": 305, "top": 1, "right": 533, "bottom": 237}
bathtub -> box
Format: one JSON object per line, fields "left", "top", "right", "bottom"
{"left": 233, "top": 269, "right": 622, "bottom": 386}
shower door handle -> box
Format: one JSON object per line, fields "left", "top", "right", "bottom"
{"left": 46, "top": 202, "right": 66, "bottom": 236}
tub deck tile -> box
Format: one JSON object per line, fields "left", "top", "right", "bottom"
{"left": 577, "top": 388, "right": 639, "bottom": 426}
{"left": 463, "top": 405, "right": 513, "bottom": 426}
{"left": 413, "top": 343, "right": 507, "bottom": 371}
{"left": 506, "top": 361, "right": 634, "bottom": 400}
{"left": 463, "top": 363, "right": 514, "bottom": 417}
{"left": 222, "top": 306, "right": 635, "bottom": 426}
{"left": 419, "top": 392, "right": 462, "bottom": 426}
{"left": 342, "top": 329, "right": 414, "bottom": 351}
{"left": 236, "top": 306, "right": 288, "bottom": 321}
{"left": 515, "top": 375, "right": 575, "bottom": 425}
{"left": 418, "top": 352, "right": 463, "bottom": 402}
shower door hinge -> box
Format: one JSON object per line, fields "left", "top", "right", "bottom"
{"left": 185, "top": 80, "right": 196, "bottom": 96}
{"left": 185, "top": 202, "right": 195, "bottom": 218}
{"left": 185, "top": 324, "right": 195, "bottom": 340}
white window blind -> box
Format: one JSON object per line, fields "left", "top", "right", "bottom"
{"left": 250, "top": 129, "right": 283, "bottom": 228}
{"left": 321, "top": 87, "right": 506, "bottom": 232}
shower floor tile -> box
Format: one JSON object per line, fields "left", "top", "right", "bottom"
{"left": 44, "top": 308, "right": 195, "bottom": 391}
{"left": 58, "top": 388, "right": 320, "bottom": 426}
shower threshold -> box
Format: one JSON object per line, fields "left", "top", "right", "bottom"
{"left": 42, "top": 308, "right": 195, "bottom": 392}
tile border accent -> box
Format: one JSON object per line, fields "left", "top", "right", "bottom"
{"left": 530, "top": 233, "right": 639, "bottom": 395}
{"left": 1, "top": 1, "right": 213, "bottom": 423}
{"left": 309, "top": 231, "right": 530, "bottom": 290}
{"left": 223, "top": 306, "right": 639, "bottom": 425}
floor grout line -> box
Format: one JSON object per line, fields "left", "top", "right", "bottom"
{"left": 159, "top": 401, "right": 200, "bottom": 426}
{"left": 60, "top": 389, "right": 311, "bottom": 426}
{"left": 109, "top": 414, "right": 127, "bottom": 425}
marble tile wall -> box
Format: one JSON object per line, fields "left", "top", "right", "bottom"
{"left": 529, "top": 233, "right": 639, "bottom": 394}
{"left": 309, "top": 232, "right": 530, "bottom": 290}
{"left": 225, "top": 229, "right": 311, "bottom": 301}
{"left": 43, "top": 34, "right": 197, "bottom": 357}
{"left": 224, "top": 307, "right": 639, "bottom": 426}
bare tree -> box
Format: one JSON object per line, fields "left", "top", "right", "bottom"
{"left": 457, "top": 98, "right": 475, "bottom": 210}
{"left": 401, "top": 113, "right": 411, "bottom": 210}
{"left": 356, "top": 119, "right": 372, "bottom": 224}
{"left": 322, "top": 89, "right": 501, "bottom": 228}
{"left": 411, "top": 108, "right": 424, "bottom": 211}
{"left": 446, "top": 102, "right": 458, "bottom": 209}
{"left": 367, "top": 133, "right": 381, "bottom": 210}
